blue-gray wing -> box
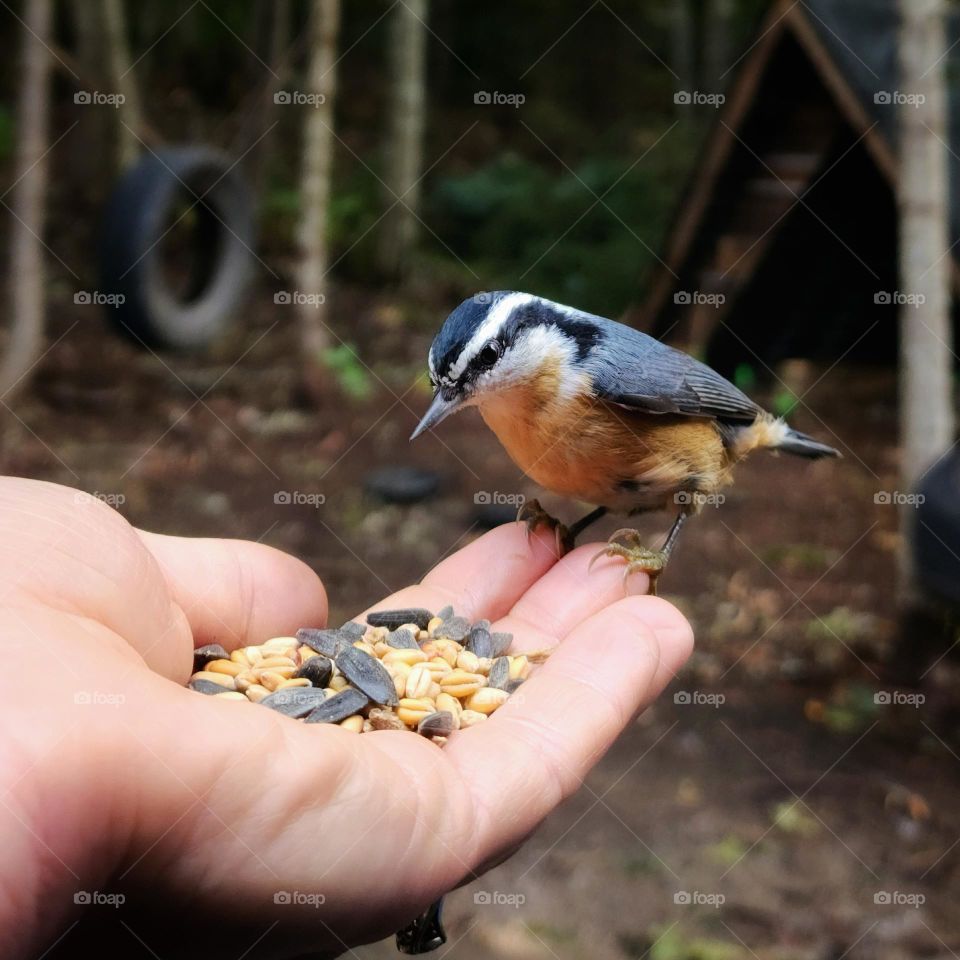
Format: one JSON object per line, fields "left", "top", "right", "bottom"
{"left": 584, "top": 317, "right": 761, "bottom": 422}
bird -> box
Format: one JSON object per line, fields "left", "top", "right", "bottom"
{"left": 411, "top": 291, "right": 840, "bottom": 593}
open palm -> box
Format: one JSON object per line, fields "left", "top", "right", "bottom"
{"left": 0, "top": 478, "right": 692, "bottom": 959}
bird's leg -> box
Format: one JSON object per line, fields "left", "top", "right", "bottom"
{"left": 517, "top": 498, "right": 569, "bottom": 557}
{"left": 589, "top": 512, "right": 688, "bottom": 596}
{"left": 396, "top": 896, "right": 446, "bottom": 954}
{"left": 517, "top": 501, "right": 608, "bottom": 556}
{"left": 564, "top": 505, "right": 608, "bottom": 546}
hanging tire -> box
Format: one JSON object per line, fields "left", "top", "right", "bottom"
{"left": 99, "top": 146, "right": 255, "bottom": 350}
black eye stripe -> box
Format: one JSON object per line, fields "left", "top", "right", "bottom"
{"left": 477, "top": 341, "right": 501, "bottom": 366}
{"left": 439, "top": 335, "right": 506, "bottom": 387}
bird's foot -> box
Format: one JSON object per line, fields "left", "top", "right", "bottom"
{"left": 396, "top": 897, "right": 447, "bottom": 954}
{"left": 517, "top": 498, "right": 571, "bottom": 557}
{"left": 589, "top": 528, "right": 667, "bottom": 596}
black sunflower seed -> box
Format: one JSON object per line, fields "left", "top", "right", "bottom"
{"left": 259, "top": 687, "right": 328, "bottom": 718}
{"left": 436, "top": 605, "right": 454, "bottom": 622}
{"left": 418, "top": 711, "right": 454, "bottom": 738}
{"left": 436, "top": 616, "right": 471, "bottom": 642}
{"left": 193, "top": 644, "right": 230, "bottom": 672}
{"left": 305, "top": 687, "right": 370, "bottom": 724}
{"left": 490, "top": 632, "right": 514, "bottom": 658}
{"left": 488, "top": 656, "right": 510, "bottom": 690}
{"left": 336, "top": 645, "right": 399, "bottom": 706}
{"left": 387, "top": 628, "right": 419, "bottom": 650}
{"left": 296, "top": 627, "right": 344, "bottom": 658}
{"left": 503, "top": 678, "right": 525, "bottom": 694}
{"left": 294, "top": 656, "right": 333, "bottom": 688}
{"left": 366, "top": 608, "right": 433, "bottom": 631}
{"left": 189, "top": 678, "right": 232, "bottom": 696}
{"left": 340, "top": 621, "right": 367, "bottom": 640}
{"left": 465, "top": 624, "right": 494, "bottom": 658}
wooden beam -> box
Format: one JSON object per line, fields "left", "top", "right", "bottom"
{"left": 784, "top": 3, "right": 897, "bottom": 182}
{"left": 639, "top": 0, "right": 795, "bottom": 330}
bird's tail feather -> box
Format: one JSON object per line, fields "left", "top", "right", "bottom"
{"left": 776, "top": 427, "right": 841, "bottom": 459}
{"left": 729, "top": 416, "right": 841, "bottom": 459}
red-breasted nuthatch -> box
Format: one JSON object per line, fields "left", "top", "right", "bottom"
{"left": 411, "top": 291, "right": 839, "bottom": 592}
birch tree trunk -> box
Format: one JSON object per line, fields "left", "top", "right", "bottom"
{"left": 101, "top": 0, "right": 145, "bottom": 169}
{"left": 898, "top": 0, "right": 953, "bottom": 588}
{"left": 0, "top": 0, "right": 54, "bottom": 399}
{"left": 295, "top": 0, "right": 341, "bottom": 376}
{"left": 377, "top": 0, "right": 428, "bottom": 279}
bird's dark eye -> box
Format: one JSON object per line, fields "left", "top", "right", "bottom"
{"left": 477, "top": 341, "right": 502, "bottom": 368}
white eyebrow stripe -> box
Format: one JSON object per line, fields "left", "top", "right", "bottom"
{"left": 446, "top": 292, "right": 536, "bottom": 382}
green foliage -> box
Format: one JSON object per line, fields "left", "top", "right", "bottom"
{"left": 327, "top": 169, "right": 385, "bottom": 264}
{"left": 772, "top": 388, "right": 800, "bottom": 417}
{"left": 619, "top": 852, "right": 663, "bottom": 877}
{"left": 262, "top": 185, "right": 300, "bottom": 219}
{"left": 762, "top": 543, "right": 836, "bottom": 575}
{"left": 770, "top": 801, "right": 819, "bottom": 836}
{"left": 808, "top": 683, "right": 881, "bottom": 734}
{"left": 426, "top": 132, "right": 700, "bottom": 316}
{"left": 805, "top": 607, "right": 873, "bottom": 645}
{"left": 733, "top": 363, "right": 756, "bottom": 394}
{"left": 412, "top": 369, "right": 433, "bottom": 396}
{"left": 524, "top": 921, "right": 578, "bottom": 946}
{"left": 321, "top": 344, "right": 374, "bottom": 400}
{"left": 648, "top": 926, "right": 745, "bottom": 960}
{"left": 705, "top": 835, "right": 749, "bottom": 867}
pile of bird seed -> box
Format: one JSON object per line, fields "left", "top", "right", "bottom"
{"left": 186, "top": 606, "right": 546, "bottom": 742}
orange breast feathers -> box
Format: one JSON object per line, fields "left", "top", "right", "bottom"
{"left": 478, "top": 381, "right": 732, "bottom": 512}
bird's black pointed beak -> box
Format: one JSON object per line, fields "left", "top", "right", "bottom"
{"left": 410, "top": 392, "right": 462, "bottom": 440}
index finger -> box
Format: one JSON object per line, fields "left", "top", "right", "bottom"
{"left": 445, "top": 596, "right": 694, "bottom": 864}
{"left": 359, "top": 522, "right": 560, "bottom": 624}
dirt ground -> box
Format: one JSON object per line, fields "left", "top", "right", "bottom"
{"left": 11, "top": 289, "right": 960, "bottom": 959}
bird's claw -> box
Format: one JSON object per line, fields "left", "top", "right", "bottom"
{"left": 517, "top": 498, "right": 571, "bottom": 557}
{"left": 588, "top": 528, "right": 667, "bottom": 596}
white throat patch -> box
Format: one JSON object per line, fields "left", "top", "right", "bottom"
{"left": 483, "top": 323, "right": 581, "bottom": 401}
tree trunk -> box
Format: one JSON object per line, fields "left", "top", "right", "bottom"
{"left": 377, "top": 0, "right": 429, "bottom": 280}
{"left": 69, "top": 0, "right": 109, "bottom": 202}
{"left": 101, "top": 0, "right": 145, "bottom": 169}
{"left": 249, "top": 0, "right": 291, "bottom": 212}
{"left": 670, "top": 0, "right": 696, "bottom": 116}
{"left": 0, "top": 0, "right": 54, "bottom": 400}
{"left": 898, "top": 0, "right": 954, "bottom": 590}
{"left": 703, "top": 0, "right": 734, "bottom": 91}
{"left": 295, "top": 0, "right": 341, "bottom": 381}
{"left": 71, "top": 0, "right": 103, "bottom": 73}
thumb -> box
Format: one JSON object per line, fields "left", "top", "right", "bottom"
{"left": 138, "top": 531, "right": 329, "bottom": 653}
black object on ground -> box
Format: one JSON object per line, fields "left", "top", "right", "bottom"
{"left": 364, "top": 467, "right": 440, "bottom": 504}
{"left": 473, "top": 502, "right": 518, "bottom": 529}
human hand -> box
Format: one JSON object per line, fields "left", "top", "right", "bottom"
{"left": 0, "top": 478, "right": 692, "bottom": 959}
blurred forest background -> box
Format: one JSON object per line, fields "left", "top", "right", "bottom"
{"left": 36, "top": 0, "right": 766, "bottom": 311}
{"left": 3, "top": 1, "right": 960, "bottom": 958}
